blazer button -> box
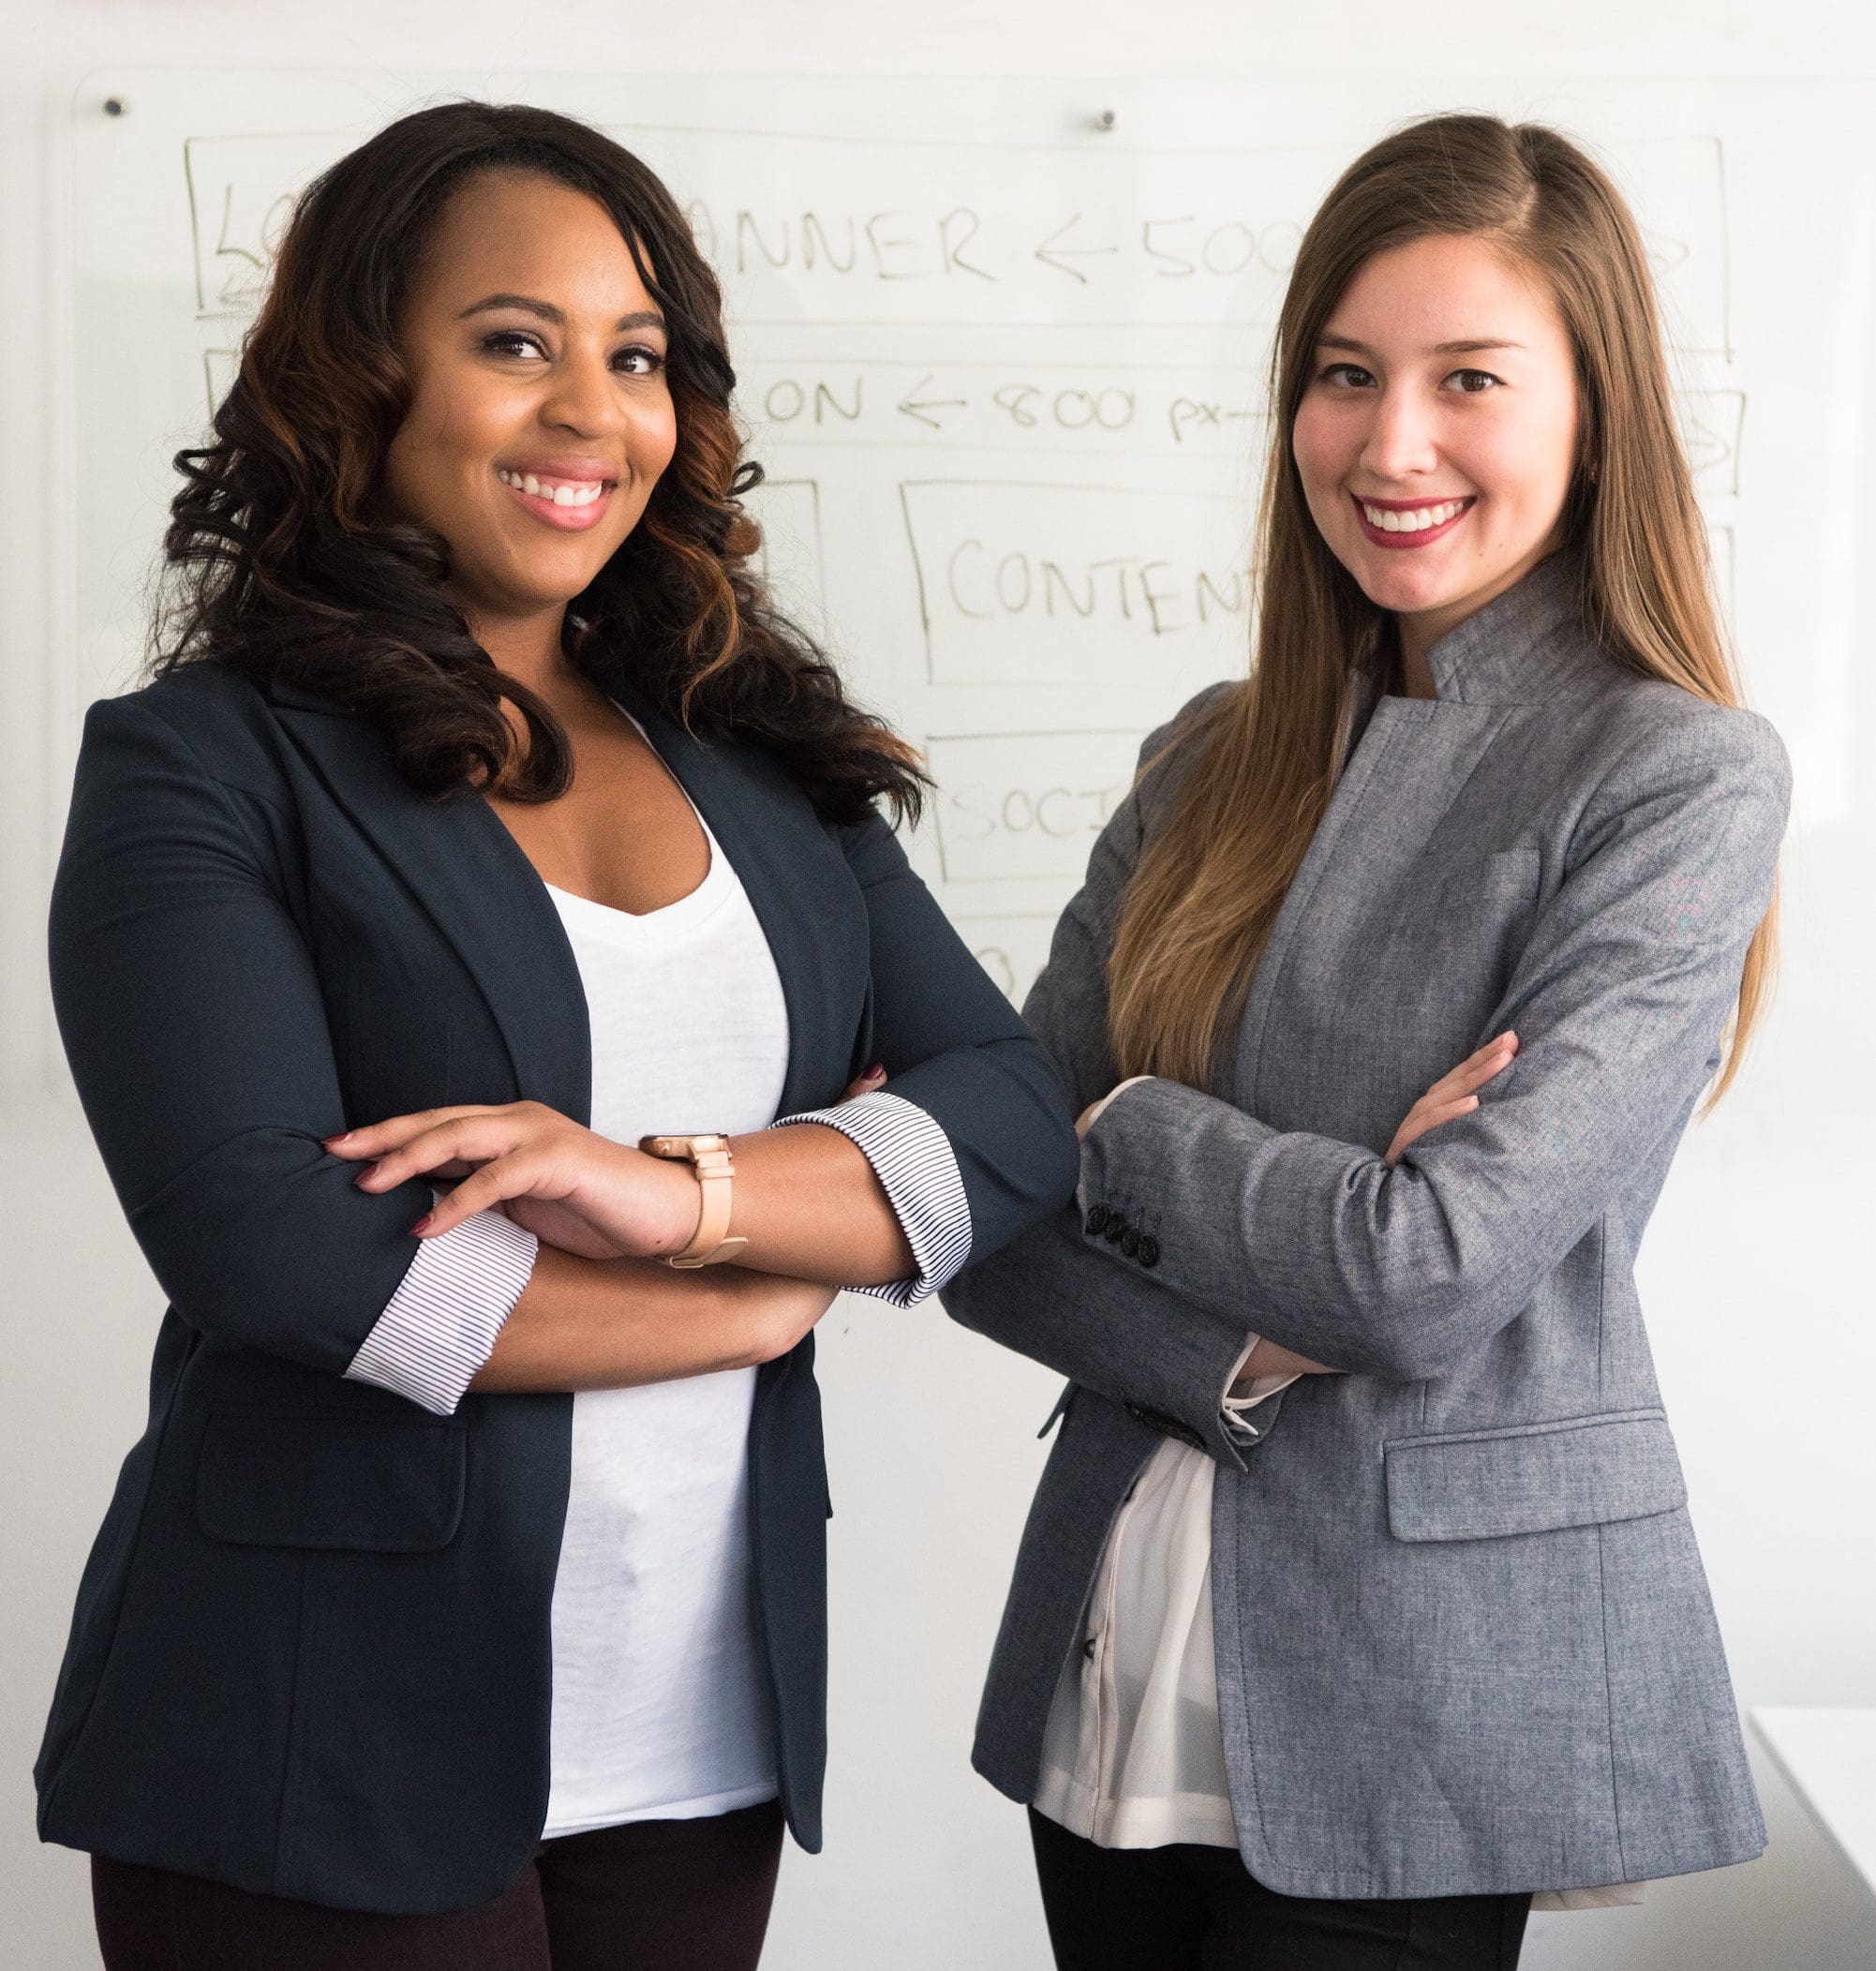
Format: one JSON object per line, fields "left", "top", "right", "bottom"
{"left": 1119, "top": 1228, "right": 1139, "bottom": 1257}
{"left": 1085, "top": 1205, "right": 1109, "bottom": 1236}
{"left": 1081, "top": 1635, "right": 1097, "bottom": 1660}
{"left": 1103, "top": 1217, "right": 1126, "bottom": 1244}
{"left": 1138, "top": 1235, "right": 1160, "bottom": 1268}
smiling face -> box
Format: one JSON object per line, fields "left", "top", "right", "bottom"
{"left": 381, "top": 170, "right": 678, "bottom": 641}
{"left": 1289, "top": 232, "right": 1582, "bottom": 663}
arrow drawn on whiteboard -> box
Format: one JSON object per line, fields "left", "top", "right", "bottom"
{"left": 1035, "top": 215, "right": 1120, "bottom": 284}
{"left": 898, "top": 376, "right": 969, "bottom": 429}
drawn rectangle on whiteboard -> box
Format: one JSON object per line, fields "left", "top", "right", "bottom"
{"left": 903, "top": 481, "right": 1250, "bottom": 690}
{"left": 179, "top": 125, "right": 1335, "bottom": 331}
{"left": 951, "top": 915, "right": 1058, "bottom": 1006}
{"left": 928, "top": 729, "right": 1141, "bottom": 884}
{"left": 183, "top": 124, "right": 1726, "bottom": 352}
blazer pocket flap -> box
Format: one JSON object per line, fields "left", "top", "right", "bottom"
{"left": 196, "top": 1406, "right": 467, "bottom": 1552}
{"left": 1384, "top": 1409, "right": 1685, "bottom": 1543}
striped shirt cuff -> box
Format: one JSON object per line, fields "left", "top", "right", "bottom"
{"left": 345, "top": 1207, "right": 539, "bottom": 1416}
{"left": 773, "top": 1088, "right": 971, "bottom": 1307}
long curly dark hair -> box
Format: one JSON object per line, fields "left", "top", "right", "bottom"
{"left": 155, "top": 100, "right": 926, "bottom": 826}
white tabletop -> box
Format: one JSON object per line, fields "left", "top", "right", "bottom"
{"left": 1751, "top": 1708, "right": 1876, "bottom": 1901}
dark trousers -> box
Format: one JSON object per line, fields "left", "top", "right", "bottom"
{"left": 1029, "top": 1810, "right": 1530, "bottom": 1971}
{"left": 92, "top": 1798, "right": 785, "bottom": 1971}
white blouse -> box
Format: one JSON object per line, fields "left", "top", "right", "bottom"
{"left": 1032, "top": 1379, "right": 1288, "bottom": 1850}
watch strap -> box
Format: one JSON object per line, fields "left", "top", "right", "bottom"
{"left": 640, "top": 1135, "right": 748, "bottom": 1268}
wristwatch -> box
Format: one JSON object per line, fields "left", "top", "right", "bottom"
{"left": 638, "top": 1133, "right": 748, "bottom": 1268}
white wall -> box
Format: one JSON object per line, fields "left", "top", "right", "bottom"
{"left": 5, "top": 5, "right": 1874, "bottom": 1968}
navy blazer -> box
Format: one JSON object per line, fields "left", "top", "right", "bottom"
{"left": 37, "top": 661, "right": 1079, "bottom": 1914}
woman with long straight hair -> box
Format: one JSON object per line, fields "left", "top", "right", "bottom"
{"left": 946, "top": 113, "right": 1786, "bottom": 1970}
{"left": 38, "top": 101, "right": 1077, "bottom": 1968}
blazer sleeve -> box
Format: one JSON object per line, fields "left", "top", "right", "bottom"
{"left": 816, "top": 810, "right": 1080, "bottom": 1273}
{"left": 49, "top": 694, "right": 448, "bottom": 1378}
{"left": 1078, "top": 705, "right": 1793, "bottom": 1381}
{"left": 941, "top": 694, "right": 1270, "bottom": 1462}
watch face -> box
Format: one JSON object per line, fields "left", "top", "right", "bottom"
{"left": 641, "top": 1133, "right": 731, "bottom": 1158}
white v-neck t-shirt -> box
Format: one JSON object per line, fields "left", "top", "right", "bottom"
{"left": 539, "top": 806, "right": 791, "bottom": 1839}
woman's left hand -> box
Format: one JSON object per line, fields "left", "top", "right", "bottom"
{"left": 325, "top": 1103, "right": 701, "bottom": 1258}
{"left": 1385, "top": 1031, "right": 1519, "bottom": 1166}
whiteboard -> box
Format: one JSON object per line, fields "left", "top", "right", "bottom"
{"left": 66, "top": 71, "right": 1868, "bottom": 1017}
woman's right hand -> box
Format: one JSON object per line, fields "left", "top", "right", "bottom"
{"left": 1385, "top": 1030, "right": 1519, "bottom": 1166}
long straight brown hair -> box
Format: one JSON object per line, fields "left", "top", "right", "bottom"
{"left": 1108, "top": 113, "right": 1775, "bottom": 1103}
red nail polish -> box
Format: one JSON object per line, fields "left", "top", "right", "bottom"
{"left": 325, "top": 1130, "right": 353, "bottom": 1145}
{"left": 409, "top": 1214, "right": 433, "bottom": 1236}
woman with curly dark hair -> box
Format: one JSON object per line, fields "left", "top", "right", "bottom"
{"left": 37, "top": 101, "right": 1078, "bottom": 1970}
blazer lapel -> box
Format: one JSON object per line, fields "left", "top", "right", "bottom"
{"left": 1230, "top": 693, "right": 1505, "bottom": 1107}
{"left": 1228, "top": 562, "right": 1590, "bottom": 1106}
{"left": 267, "top": 683, "right": 593, "bottom": 1127}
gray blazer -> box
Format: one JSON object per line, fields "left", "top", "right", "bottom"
{"left": 944, "top": 552, "right": 1788, "bottom": 1901}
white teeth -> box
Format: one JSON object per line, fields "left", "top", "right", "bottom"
{"left": 501, "top": 470, "right": 606, "bottom": 506}
{"left": 1362, "top": 498, "right": 1467, "bottom": 534}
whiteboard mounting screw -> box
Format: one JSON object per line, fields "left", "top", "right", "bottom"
{"left": 102, "top": 96, "right": 127, "bottom": 117}
{"left": 1094, "top": 108, "right": 1117, "bottom": 132}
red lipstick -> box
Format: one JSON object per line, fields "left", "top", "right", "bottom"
{"left": 1351, "top": 493, "right": 1476, "bottom": 551}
